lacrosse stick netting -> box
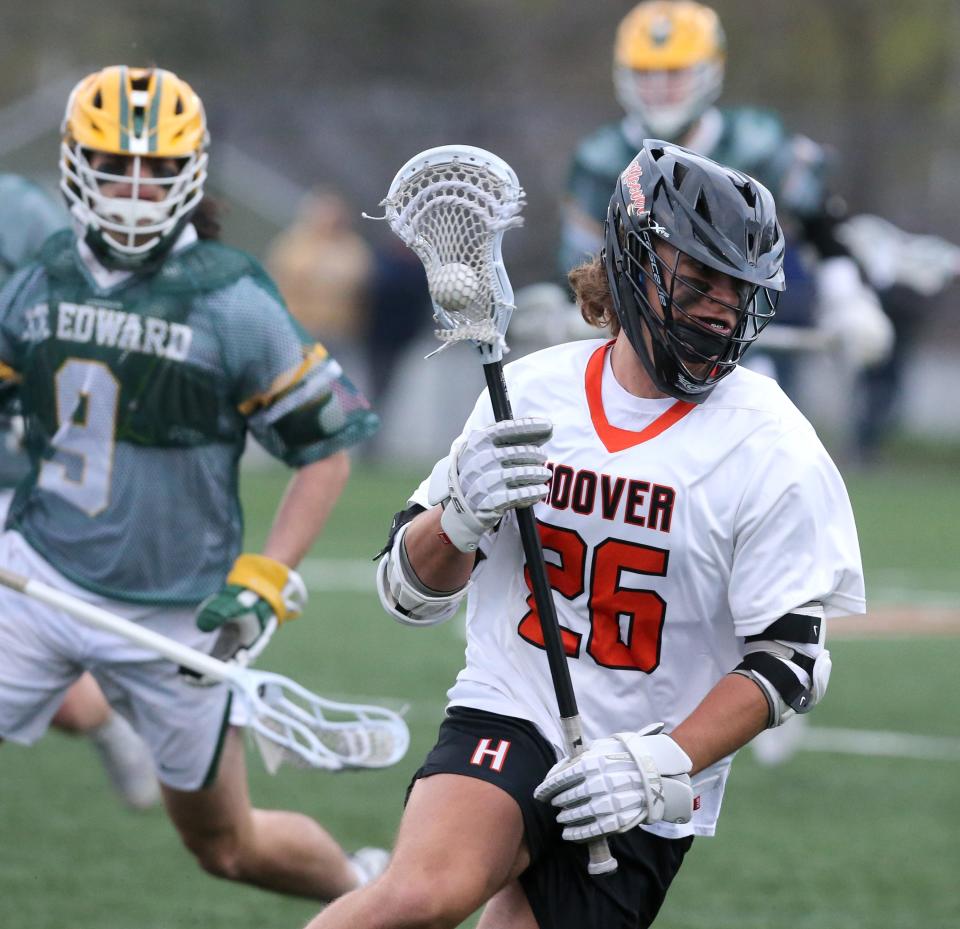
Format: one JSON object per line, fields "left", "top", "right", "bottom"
{"left": 249, "top": 672, "right": 410, "bottom": 774}
{"left": 372, "top": 145, "right": 525, "bottom": 359}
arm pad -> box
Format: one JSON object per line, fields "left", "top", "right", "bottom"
{"left": 375, "top": 522, "right": 467, "bottom": 627}
{"left": 732, "top": 603, "right": 832, "bottom": 728}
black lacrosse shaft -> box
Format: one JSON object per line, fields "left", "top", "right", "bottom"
{"left": 482, "top": 360, "right": 582, "bottom": 728}
{"left": 482, "top": 359, "right": 617, "bottom": 880}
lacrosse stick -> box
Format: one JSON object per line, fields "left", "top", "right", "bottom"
{"left": 756, "top": 324, "right": 841, "bottom": 353}
{"left": 0, "top": 566, "right": 409, "bottom": 775}
{"left": 372, "top": 145, "right": 617, "bottom": 876}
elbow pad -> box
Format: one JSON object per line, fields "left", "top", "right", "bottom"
{"left": 732, "top": 604, "right": 832, "bottom": 728}
{"left": 376, "top": 522, "right": 467, "bottom": 628}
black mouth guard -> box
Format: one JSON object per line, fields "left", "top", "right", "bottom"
{"left": 671, "top": 316, "right": 732, "bottom": 364}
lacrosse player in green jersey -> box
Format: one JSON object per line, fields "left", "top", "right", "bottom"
{"left": 560, "top": 0, "right": 893, "bottom": 373}
{"left": 0, "top": 171, "right": 160, "bottom": 809}
{"left": 0, "top": 66, "right": 387, "bottom": 899}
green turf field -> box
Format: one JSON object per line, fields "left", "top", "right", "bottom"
{"left": 1, "top": 458, "right": 957, "bottom": 929}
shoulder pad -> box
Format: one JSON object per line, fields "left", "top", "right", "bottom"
{"left": 37, "top": 229, "right": 78, "bottom": 279}
{"left": 154, "top": 241, "right": 284, "bottom": 299}
{"left": 573, "top": 122, "right": 637, "bottom": 179}
{"left": 716, "top": 106, "right": 789, "bottom": 175}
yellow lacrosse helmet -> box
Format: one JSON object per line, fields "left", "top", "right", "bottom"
{"left": 613, "top": 1, "right": 726, "bottom": 139}
{"left": 60, "top": 65, "right": 209, "bottom": 267}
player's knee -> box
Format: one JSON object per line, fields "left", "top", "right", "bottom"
{"left": 374, "top": 872, "right": 473, "bottom": 929}
{"left": 181, "top": 832, "right": 247, "bottom": 882}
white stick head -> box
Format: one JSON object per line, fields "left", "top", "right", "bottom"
{"left": 375, "top": 144, "right": 525, "bottom": 360}
{"left": 246, "top": 671, "right": 411, "bottom": 773}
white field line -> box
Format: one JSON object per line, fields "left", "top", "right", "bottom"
{"left": 302, "top": 558, "right": 960, "bottom": 605}
{"left": 801, "top": 727, "right": 960, "bottom": 762}
{"left": 300, "top": 557, "right": 377, "bottom": 592}
{"left": 868, "top": 587, "right": 960, "bottom": 608}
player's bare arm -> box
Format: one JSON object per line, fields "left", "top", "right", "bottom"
{"left": 668, "top": 674, "right": 770, "bottom": 774}
{"left": 402, "top": 505, "right": 475, "bottom": 593}
{"left": 264, "top": 449, "right": 351, "bottom": 567}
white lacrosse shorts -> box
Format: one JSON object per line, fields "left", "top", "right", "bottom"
{"left": 0, "top": 530, "right": 233, "bottom": 791}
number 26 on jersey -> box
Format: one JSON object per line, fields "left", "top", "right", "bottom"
{"left": 518, "top": 521, "right": 667, "bottom": 673}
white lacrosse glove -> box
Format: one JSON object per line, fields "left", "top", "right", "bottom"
{"left": 188, "top": 553, "right": 307, "bottom": 684}
{"left": 534, "top": 723, "right": 694, "bottom": 843}
{"left": 815, "top": 256, "right": 894, "bottom": 369}
{"left": 428, "top": 418, "right": 553, "bottom": 553}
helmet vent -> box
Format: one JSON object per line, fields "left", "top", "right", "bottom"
{"left": 174, "top": 96, "right": 184, "bottom": 115}
{"left": 672, "top": 162, "right": 688, "bottom": 188}
{"left": 92, "top": 90, "right": 102, "bottom": 110}
{"left": 694, "top": 188, "right": 712, "bottom": 223}
{"left": 736, "top": 182, "right": 756, "bottom": 208}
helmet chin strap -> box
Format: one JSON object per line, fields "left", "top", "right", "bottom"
{"left": 83, "top": 216, "right": 187, "bottom": 273}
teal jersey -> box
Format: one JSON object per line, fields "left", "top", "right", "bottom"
{"left": 0, "top": 230, "right": 379, "bottom": 604}
{"left": 560, "top": 106, "right": 831, "bottom": 273}
{"left": 0, "top": 175, "right": 67, "bottom": 486}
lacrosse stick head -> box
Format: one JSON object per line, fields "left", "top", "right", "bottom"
{"left": 241, "top": 669, "right": 410, "bottom": 774}
{"left": 376, "top": 145, "right": 525, "bottom": 362}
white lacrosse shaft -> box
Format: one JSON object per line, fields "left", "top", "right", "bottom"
{"left": 377, "top": 144, "right": 616, "bottom": 876}
{"left": 0, "top": 565, "right": 409, "bottom": 773}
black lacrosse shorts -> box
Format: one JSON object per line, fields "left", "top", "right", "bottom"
{"left": 410, "top": 706, "right": 693, "bottom": 929}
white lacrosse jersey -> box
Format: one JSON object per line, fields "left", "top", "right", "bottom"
{"left": 410, "top": 338, "right": 865, "bottom": 838}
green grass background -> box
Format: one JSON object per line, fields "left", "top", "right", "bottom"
{"left": 1, "top": 457, "right": 958, "bottom": 929}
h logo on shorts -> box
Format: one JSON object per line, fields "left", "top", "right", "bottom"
{"left": 469, "top": 737, "right": 511, "bottom": 772}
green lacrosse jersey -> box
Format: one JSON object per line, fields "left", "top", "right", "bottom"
{"left": 560, "top": 106, "right": 831, "bottom": 273}
{"left": 0, "top": 174, "right": 67, "bottom": 486}
{"left": 0, "top": 229, "right": 379, "bottom": 604}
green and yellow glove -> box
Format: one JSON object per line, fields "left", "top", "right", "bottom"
{"left": 194, "top": 554, "right": 308, "bottom": 676}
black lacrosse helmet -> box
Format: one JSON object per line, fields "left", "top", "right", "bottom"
{"left": 603, "top": 139, "right": 785, "bottom": 403}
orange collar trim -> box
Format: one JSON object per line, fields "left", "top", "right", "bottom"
{"left": 585, "top": 341, "right": 696, "bottom": 452}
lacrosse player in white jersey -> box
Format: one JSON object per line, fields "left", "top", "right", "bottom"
{"left": 301, "top": 142, "right": 865, "bottom": 929}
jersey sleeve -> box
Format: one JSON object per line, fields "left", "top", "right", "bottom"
{"left": 213, "top": 276, "right": 379, "bottom": 466}
{"left": 728, "top": 424, "right": 866, "bottom": 634}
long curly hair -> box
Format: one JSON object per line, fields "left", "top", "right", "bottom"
{"left": 192, "top": 197, "right": 222, "bottom": 240}
{"left": 569, "top": 255, "right": 621, "bottom": 335}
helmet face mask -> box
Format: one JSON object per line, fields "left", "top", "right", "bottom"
{"left": 604, "top": 141, "right": 785, "bottom": 403}
{"left": 614, "top": 0, "right": 726, "bottom": 140}
{"left": 59, "top": 66, "right": 208, "bottom": 270}
{"left": 614, "top": 58, "right": 724, "bottom": 140}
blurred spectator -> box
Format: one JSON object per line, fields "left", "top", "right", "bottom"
{"left": 364, "top": 236, "right": 432, "bottom": 410}
{"left": 266, "top": 187, "right": 373, "bottom": 394}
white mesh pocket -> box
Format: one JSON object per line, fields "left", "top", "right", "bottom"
{"left": 376, "top": 146, "right": 525, "bottom": 348}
